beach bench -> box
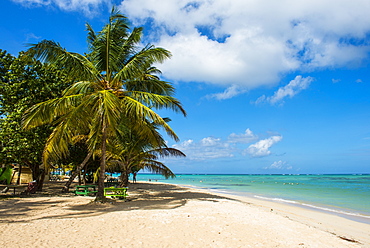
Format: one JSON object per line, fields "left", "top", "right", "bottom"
{"left": 75, "top": 185, "right": 97, "bottom": 196}
{"left": 104, "top": 187, "right": 128, "bottom": 199}
{"left": 1, "top": 184, "right": 28, "bottom": 195}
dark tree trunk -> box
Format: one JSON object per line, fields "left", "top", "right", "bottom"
{"left": 119, "top": 170, "right": 129, "bottom": 187}
{"left": 25, "top": 161, "right": 44, "bottom": 191}
{"left": 16, "top": 164, "right": 22, "bottom": 185}
{"left": 78, "top": 173, "right": 81, "bottom": 185}
{"left": 62, "top": 152, "right": 92, "bottom": 193}
{"left": 95, "top": 125, "right": 107, "bottom": 202}
{"left": 82, "top": 171, "right": 86, "bottom": 185}
{"left": 29, "top": 162, "right": 40, "bottom": 181}
{"left": 37, "top": 170, "right": 45, "bottom": 191}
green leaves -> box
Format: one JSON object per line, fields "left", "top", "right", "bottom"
{"left": 18, "top": 7, "right": 186, "bottom": 197}
{"left": 0, "top": 50, "right": 72, "bottom": 169}
{"left": 27, "top": 40, "right": 101, "bottom": 83}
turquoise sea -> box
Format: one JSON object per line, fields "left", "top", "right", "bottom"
{"left": 134, "top": 174, "right": 370, "bottom": 222}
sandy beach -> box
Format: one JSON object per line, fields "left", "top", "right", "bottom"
{"left": 0, "top": 181, "right": 369, "bottom": 248}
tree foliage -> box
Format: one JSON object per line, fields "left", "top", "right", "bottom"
{"left": 23, "top": 8, "right": 186, "bottom": 200}
{"left": 106, "top": 118, "right": 185, "bottom": 186}
{"left": 0, "top": 50, "right": 72, "bottom": 183}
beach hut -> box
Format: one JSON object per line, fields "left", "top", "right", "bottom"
{"left": 10, "top": 165, "right": 33, "bottom": 184}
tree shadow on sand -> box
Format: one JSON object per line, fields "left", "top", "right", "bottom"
{"left": 0, "top": 182, "right": 245, "bottom": 223}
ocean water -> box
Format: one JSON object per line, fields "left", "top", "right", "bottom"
{"left": 134, "top": 174, "right": 370, "bottom": 221}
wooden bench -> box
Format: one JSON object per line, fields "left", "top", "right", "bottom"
{"left": 104, "top": 187, "right": 128, "bottom": 199}
{"left": 75, "top": 185, "right": 97, "bottom": 196}
{"left": 1, "top": 184, "right": 28, "bottom": 195}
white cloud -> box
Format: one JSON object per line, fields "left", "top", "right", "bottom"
{"left": 119, "top": 0, "right": 370, "bottom": 92}
{"left": 14, "top": 0, "right": 370, "bottom": 93}
{"left": 173, "top": 137, "right": 234, "bottom": 160}
{"left": 12, "top": 0, "right": 110, "bottom": 15}
{"left": 264, "top": 160, "right": 292, "bottom": 170}
{"left": 171, "top": 129, "right": 282, "bottom": 160}
{"left": 228, "top": 129, "right": 258, "bottom": 144}
{"left": 12, "top": 0, "right": 50, "bottom": 6}
{"left": 206, "top": 85, "right": 247, "bottom": 100}
{"left": 255, "top": 75, "right": 313, "bottom": 105}
{"left": 332, "top": 79, "right": 341, "bottom": 83}
{"left": 25, "top": 33, "right": 42, "bottom": 42}
{"left": 245, "top": 135, "right": 283, "bottom": 157}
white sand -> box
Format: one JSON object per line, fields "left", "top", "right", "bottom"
{"left": 0, "top": 181, "right": 369, "bottom": 247}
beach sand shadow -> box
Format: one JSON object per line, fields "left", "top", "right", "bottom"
{"left": 0, "top": 181, "right": 241, "bottom": 223}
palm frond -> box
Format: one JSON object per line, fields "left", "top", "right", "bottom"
{"left": 141, "top": 159, "right": 176, "bottom": 179}
{"left": 42, "top": 100, "right": 93, "bottom": 165}
{"left": 150, "top": 147, "right": 186, "bottom": 158}
{"left": 121, "top": 95, "right": 180, "bottom": 141}
{"left": 86, "top": 23, "right": 97, "bottom": 50}
{"left": 27, "top": 40, "right": 100, "bottom": 82}
{"left": 85, "top": 90, "right": 122, "bottom": 152}
{"left": 63, "top": 81, "right": 102, "bottom": 96}
{"left": 112, "top": 45, "right": 171, "bottom": 87}
{"left": 22, "top": 94, "right": 84, "bottom": 130}
{"left": 128, "top": 91, "right": 187, "bottom": 116}
{"left": 126, "top": 79, "right": 176, "bottom": 96}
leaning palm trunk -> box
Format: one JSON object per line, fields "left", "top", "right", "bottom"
{"left": 62, "top": 152, "right": 92, "bottom": 193}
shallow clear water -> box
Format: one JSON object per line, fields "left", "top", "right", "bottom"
{"left": 134, "top": 174, "right": 370, "bottom": 219}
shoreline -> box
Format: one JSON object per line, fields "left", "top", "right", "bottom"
{"left": 207, "top": 186, "right": 370, "bottom": 224}
{"left": 138, "top": 174, "right": 370, "bottom": 222}
{"left": 165, "top": 180, "right": 370, "bottom": 224}
{"left": 1, "top": 181, "right": 369, "bottom": 247}
{"left": 162, "top": 181, "right": 370, "bottom": 245}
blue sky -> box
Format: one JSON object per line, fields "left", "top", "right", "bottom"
{"left": 1, "top": 0, "right": 370, "bottom": 174}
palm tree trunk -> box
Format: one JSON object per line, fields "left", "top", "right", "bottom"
{"left": 82, "top": 171, "right": 87, "bottom": 185}
{"left": 37, "top": 170, "right": 45, "bottom": 191}
{"left": 62, "top": 152, "right": 92, "bottom": 193}
{"left": 78, "top": 173, "right": 81, "bottom": 185}
{"left": 96, "top": 124, "right": 107, "bottom": 201}
{"left": 119, "top": 170, "right": 129, "bottom": 187}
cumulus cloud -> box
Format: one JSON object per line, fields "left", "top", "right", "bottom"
{"left": 12, "top": 0, "right": 110, "bottom": 15}
{"left": 206, "top": 85, "right": 247, "bottom": 100}
{"left": 264, "top": 160, "right": 292, "bottom": 170}
{"left": 332, "top": 79, "right": 341, "bottom": 83}
{"left": 172, "top": 137, "right": 235, "bottom": 160}
{"left": 12, "top": 0, "right": 49, "bottom": 5}
{"left": 245, "top": 135, "right": 283, "bottom": 157}
{"left": 14, "top": 0, "right": 370, "bottom": 93}
{"left": 171, "top": 129, "right": 282, "bottom": 160}
{"left": 255, "top": 75, "right": 313, "bottom": 105}
{"left": 228, "top": 129, "right": 258, "bottom": 144}
{"left": 119, "top": 0, "right": 370, "bottom": 91}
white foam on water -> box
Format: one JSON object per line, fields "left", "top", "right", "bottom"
{"left": 253, "top": 195, "right": 370, "bottom": 219}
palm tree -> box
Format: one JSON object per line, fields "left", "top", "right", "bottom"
{"left": 22, "top": 7, "right": 186, "bottom": 201}
{"left": 107, "top": 118, "right": 185, "bottom": 186}
{"left": 108, "top": 147, "right": 184, "bottom": 186}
